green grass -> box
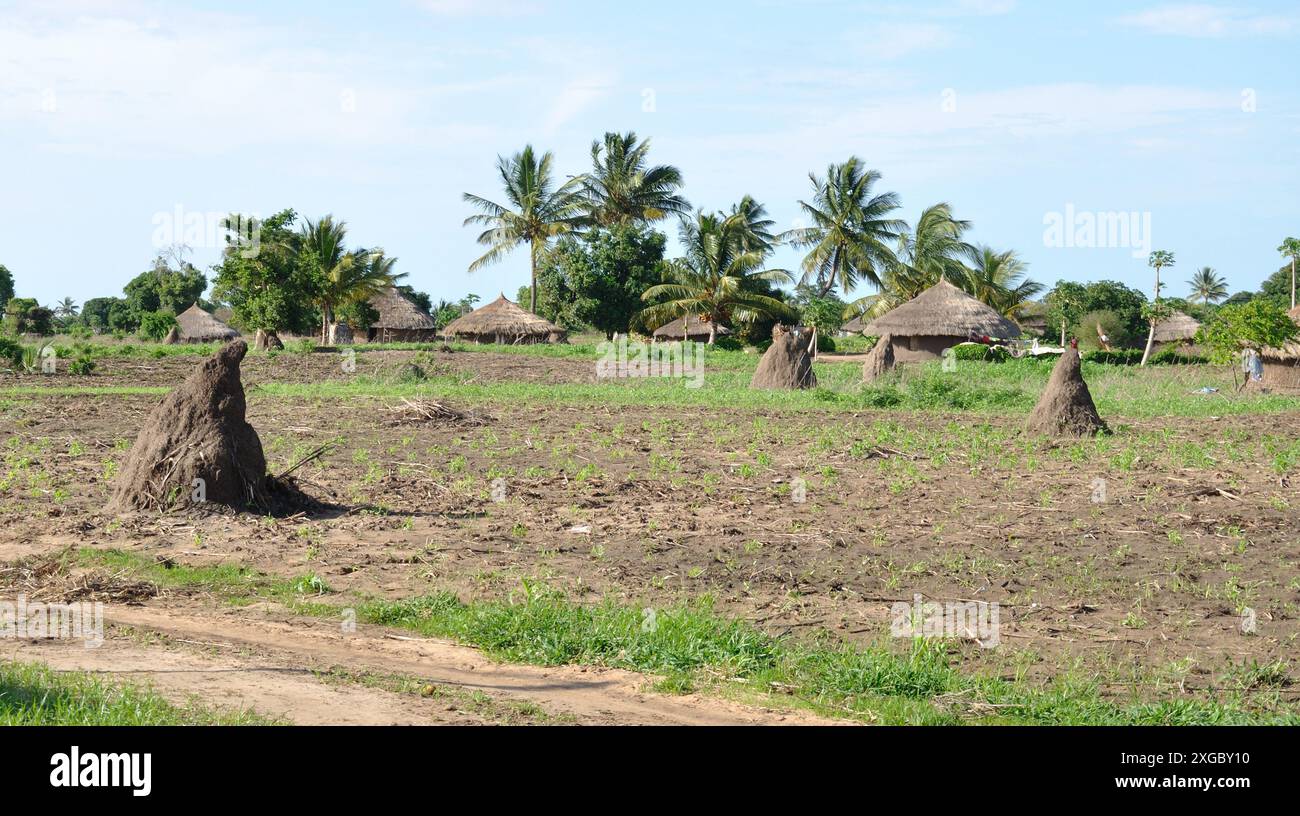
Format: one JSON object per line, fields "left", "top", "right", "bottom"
{"left": 0, "top": 659, "right": 273, "bottom": 725}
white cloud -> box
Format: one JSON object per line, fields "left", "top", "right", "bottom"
{"left": 542, "top": 75, "right": 615, "bottom": 134}
{"left": 1117, "top": 4, "right": 1297, "bottom": 37}
{"left": 854, "top": 22, "right": 955, "bottom": 59}
{"left": 416, "top": 0, "right": 541, "bottom": 17}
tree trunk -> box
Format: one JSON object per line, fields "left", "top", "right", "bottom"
{"left": 1291, "top": 257, "right": 1296, "bottom": 310}
{"left": 1060, "top": 321, "right": 1066, "bottom": 347}
{"left": 708, "top": 322, "right": 716, "bottom": 345}
{"left": 529, "top": 240, "right": 539, "bottom": 313}
{"left": 1140, "top": 266, "right": 1161, "bottom": 366}
{"left": 321, "top": 304, "right": 331, "bottom": 346}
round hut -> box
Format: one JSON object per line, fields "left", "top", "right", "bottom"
{"left": 367, "top": 286, "right": 439, "bottom": 343}
{"left": 652, "top": 315, "right": 730, "bottom": 343}
{"left": 175, "top": 303, "right": 240, "bottom": 343}
{"left": 1258, "top": 305, "right": 1300, "bottom": 391}
{"left": 1151, "top": 310, "right": 1201, "bottom": 352}
{"left": 862, "top": 279, "right": 1020, "bottom": 362}
{"left": 442, "top": 294, "right": 566, "bottom": 345}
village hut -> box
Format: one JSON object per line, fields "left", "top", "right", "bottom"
{"left": 366, "top": 287, "right": 439, "bottom": 343}
{"left": 175, "top": 303, "right": 239, "bottom": 343}
{"left": 862, "top": 279, "right": 1020, "bottom": 363}
{"left": 1151, "top": 310, "right": 1201, "bottom": 351}
{"left": 839, "top": 314, "right": 866, "bottom": 337}
{"left": 442, "top": 294, "right": 566, "bottom": 345}
{"left": 1257, "top": 305, "right": 1300, "bottom": 392}
{"left": 652, "top": 315, "right": 730, "bottom": 343}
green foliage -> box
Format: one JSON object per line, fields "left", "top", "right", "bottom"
{"left": 211, "top": 209, "right": 321, "bottom": 334}
{"left": 79, "top": 297, "right": 120, "bottom": 332}
{"left": 3, "top": 298, "right": 54, "bottom": 335}
{"left": 952, "top": 342, "right": 1007, "bottom": 362}
{"left": 1082, "top": 348, "right": 1144, "bottom": 365}
{"left": 532, "top": 223, "right": 668, "bottom": 336}
{"left": 0, "top": 264, "right": 14, "bottom": 310}
{"left": 395, "top": 285, "right": 432, "bottom": 314}
{"left": 1149, "top": 345, "right": 1209, "bottom": 366}
{"left": 1074, "top": 309, "right": 1125, "bottom": 351}
{"left": 1258, "top": 263, "right": 1298, "bottom": 310}
{"left": 795, "top": 289, "right": 847, "bottom": 335}
{"left": 335, "top": 299, "right": 380, "bottom": 331}
{"left": 123, "top": 256, "right": 206, "bottom": 317}
{"left": 68, "top": 356, "right": 96, "bottom": 375}
{"left": 0, "top": 335, "right": 21, "bottom": 367}
{"left": 136, "top": 310, "right": 177, "bottom": 341}
{"left": 1198, "top": 300, "right": 1300, "bottom": 364}
{"left": 1044, "top": 279, "right": 1147, "bottom": 346}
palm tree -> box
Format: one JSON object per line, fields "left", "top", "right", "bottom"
{"left": 297, "top": 215, "right": 401, "bottom": 343}
{"left": 966, "top": 246, "right": 1043, "bottom": 318}
{"left": 55, "top": 297, "right": 79, "bottom": 319}
{"left": 583, "top": 131, "right": 689, "bottom": 227}
{"left": 851, "top": 203, "right": 976, "bottom": 318}
{"left": 1278, "top": 237, "right": 1300, "bottom": 309}
{"left": 728, "top": 195, "right": 778, "bottom": 254}
{"left": 782, "top": 157, "right": 905, "bottom": 297}
{"left": 639, "top": 209, "right": 795, "bottom": 344}
{"left": 463, "top": 145, "right": 586, "bottom": 312}
{"left": 1140, "top": 249, "right": 1175, "bottom": 366}
{"left": 1187, "top": 266, "right": 1228, "bottom": 304}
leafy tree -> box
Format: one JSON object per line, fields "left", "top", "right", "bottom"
{"left": 4, "top": 298, "right": 54, "bottom": 335}
{"left": 137, "top": 311, "right": 177, "bottom": 341}
{"left": 532, "top": 223, "right": 668, "bottom": 337}
{"left": 1044, "top": 280, "right": 1087, "bottom": 346}
{"left": 1258, "top": 263, "right": 1298, "bottom": 310}
{"left": 296, "top": 215, "right": 401, "bottom": 343}
{"left": 583, "top": 132, "right": 688, "bottom": 227}
{"left": 1075, "top": 309, "right": 1126, "bottom": 352}
{"left": 1223, "top": 290, "right": 1254, "bottom": 307}
{"left": 639, "top": 208, "right": 795, "bottom": 344}
{"left": 212, "top": 209, "right": 321, "bottom": 335}
{"left": 80, "top": 297, "right": 121, "bottom": 332}
{"left": 0, "top": 265, "right": 15, "bottom": 312}
{"left": 1043, "top": 279, "right": 1147, "bottom": 347}
{"left": 1198, "top": 300, "right": 1300, "bottom": 385}
{"left": 463, "top": 145, "right": 586, "bottom": 312}
{"left": 1278, "top": 237, "right": 1300, "bottom": 310}
{"left": 1140, "top": 250, "right": 1175, "bottom": 365}
{"left": 783, "top": 157, "right": 904, "bottom": 297}
{"left": 794, "top": 287, "right": 847, "bottom": 336}
{"left": 1187, "top": 266, "right": 1228, "bottom": 304}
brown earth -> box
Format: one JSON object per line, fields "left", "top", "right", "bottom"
{"left": 3, "top": 349, "right": 1299, "bottom": 721}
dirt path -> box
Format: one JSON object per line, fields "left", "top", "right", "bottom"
{"left": 5, "top": 603, "right": 834, "bottom": 726}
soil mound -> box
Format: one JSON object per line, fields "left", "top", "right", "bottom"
{"left": 111, "top": 340, "right": 272, "bottom": 511}
{"left": 1026, "top": 344, "right": 1109, "bottom": 437}
{"left": 862, "top": 334, "right": 896, "bottom": 382}
{"left": 751, "top": 325, "right": 817, "bottom": 390}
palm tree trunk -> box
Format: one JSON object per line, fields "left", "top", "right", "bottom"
{"left": 819, "top": 251, "right": 841, "bottom": 298}
{"left": 321, "top": 304, "right": 330, "bottom": 346}
{"left": 1291, "top": 257, "right": 1296, "bottom": 310}
{"left": 529, "top": 240, "right": 539, "bottom": 313}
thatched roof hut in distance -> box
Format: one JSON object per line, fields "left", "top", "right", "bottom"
{"left": 840, "top": 314, "right": 865, "bottom": 336}
{"left": 442, "top": 294, "right": 566, "bottom": 344}
{"left": 862, "top": 278, "right": 1020, "bottom": 362}
{"left": 1151, "top": 310, "right": 1201, "bottom": 349}
{"left": 1258, "top": 304, "right": 1300, "bottom": 392}
{"left": 367, "top": 287, "right": 438, "bottom": 342}
{"left": 653, "top": 315, "right": 730, "bottom": 342}
{"left": 176, "top": 303, "right": 239, "bottom": 343}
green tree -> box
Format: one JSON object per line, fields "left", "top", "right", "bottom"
{"left": 966, "top": 246, "right": 1042, "bottom": 318}
{"left": 296, "top": 216, "right": 402, "bottom": 344}
{"left": 463, "top": 145, "right": 586, "bottom": 313}
{"left": 532, "top": 223, "right": 668, "bottom": 337}
{"left": 1044, "top": 280, "right": 1087, "bottom": 346}
{"left": 0, "top": 265, "right": 15, "bottom": 312}
{"left": 583, "top": 131, "right": 688, "bottom": 227}
{"left": 639, "top": 209, "right": 795, "bottom": 344}
{"left": 122, "top": 256, "right": 206, "bottom": 322}
{"left": 1198, "top": 300, "right": 1300, "bottom": 386}
{"left": 1187, "top": 266, "right": 1228, "bottom": 304}
{"left": 783, "top": 157, "right": 904, "bottom": 297}
{"left": 4, "top": 298, "right": 54, "bottom": 335}
{"left": 211, "top": 209, "right": 321, "bottom": 335}
{"left": 1140, "top": 250, "right": 1175, "bottom": 365}
{"left": 137, "top": 311, "right": 177, "bottom": 341}
{"left": 1278, "top": 237, "right": 1300, "bottom": 310}
{"left": 80, "top": 297, "right": 120, "bottom": 332}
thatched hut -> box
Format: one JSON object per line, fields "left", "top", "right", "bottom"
{"left": 1151, "top": 311, "right": 1201, "bottom": 351}
{"left": 176, "top": 303, "right": 239, "bottom": 343}
{"left": 1258, "top": 305, "right": 1300, "bottom": 391}
{"left": 442, "top": 294, "right": 566, "bottom": 344}
{"left": 839, "top": 314, "right": 866, "bottom": 336}
{"left": 862, "top": 279, "right": 1020, "bottom": 362}
{"left": 653, "top": 315, "right": 730, "bottom": 343}
{"left": 367, "top": 287, "right": 438, "bottom": 342}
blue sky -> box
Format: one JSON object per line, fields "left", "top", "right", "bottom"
{"left": 2, "top": 0, "right": 1297, "bottom": 309}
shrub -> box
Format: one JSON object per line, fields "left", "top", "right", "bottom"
{"left": 951, "top": 342, "right": 1010, "bottom": 362}
{"left": 1083, "top": 349, "right": 1144, "bottom": 366}
{"left": 0, "top": 336, "right": 21, "bottom": 367}
{"left": 137, "top": 311, "right": 177, "bottom": 341}
{"left": 1149, "top": 345, "right": 1209, "bottom": 365}
{"left": 712, "top": 336, "right": 743, "bottom": 351}
{"left": 814, "top": 334, "right": 836, "bottom": 353}
{"left": 68, "top": 356, "right": 96, "bottom": 375}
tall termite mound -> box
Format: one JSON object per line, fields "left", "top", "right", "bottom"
{"left": 111, "top": 340, "right": 270, "bottom": 510}
{"left": 1025, "top": 344, "right": 1109, "bottom": 437}
{"left": 750, "top": 324, "right": 817, "bottom": 390}
{"left": 862, "top": 334, "right": 896, "bottom": 382}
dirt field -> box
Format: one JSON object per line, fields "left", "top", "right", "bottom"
{"left": 3, "top": 349, "right": 1298, "bottom": 723}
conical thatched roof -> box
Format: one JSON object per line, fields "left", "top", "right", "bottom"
{"left": 863, "top": 279, "right": 1021, "bottom": 339}
{"left": 176, "top": 303, "right": 239, "bottom": 342}
{"left": 1152, "top": 310, "right": 1200, "bottom": 343}
{"left": 442, "top": 294, "right": 564, "bottom": 342}
{"left": 653, "top": 314, "right": 731, "bottom": 339}
{"left": 841, "top": 314, "right": 866, "bottom": 334}
{"left": 369, "top": 287, "right": 437, "bottom": 330}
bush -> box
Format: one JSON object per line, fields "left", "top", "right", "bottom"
{"left": 1149, "top": 345, "right": 1209, "bottom": 366}
{"left": 951, "top": 342, "right": 1010, "bottom": 362}
{"left": 137, "top": 311, "right": 177, "bottom": 341}
{"left": 68, "top": 356, "right": 96, "bottom": 375}
{"left": 814, "top": 334, "right": 836, "bottom": 353}
{"left": 712, "top": 336, "right": 743, "bottom": 351}
{"left": 0, "top": 336, "right": 22, "bottom": 367}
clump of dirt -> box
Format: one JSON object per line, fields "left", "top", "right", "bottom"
{"left": 0, "top": 553, "right": 159, "bottom": 604}
{"left": 386, "top": 398, "right": 489, "bottom": 426}
{"left": 1025, "top": 344, "right": 1109, "bottom": 437}
{"left": 751, "top": 325, "right": 817, "bottom": 390}
{"left": 862, "top": 334, "right": 896, "bottom": 382}
{"left": 111, "top": 340, "right": 272, "bottom": 511}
